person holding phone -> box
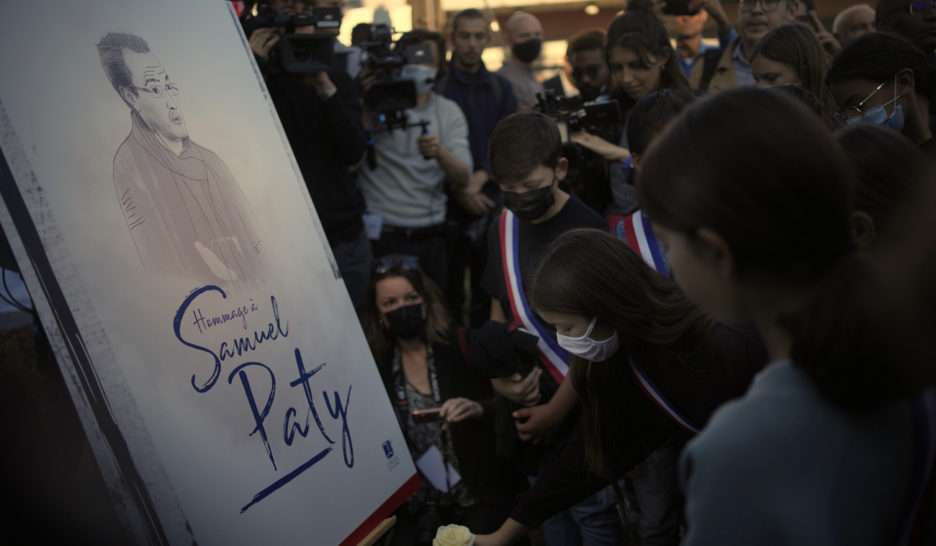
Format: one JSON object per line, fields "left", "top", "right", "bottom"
{"left": 360, "top": 254, "right": 527, "bottom": 545}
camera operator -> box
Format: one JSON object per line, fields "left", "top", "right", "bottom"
{"left": 245, "top": 0, "right": 372, "bottom": 308}
{"left": 538, "top": 30, "right": 619, "bottom": 215}
{"left": 303, "top": 0, "right": 364, "bottom": 77}
{"left": 357, "top": 29, "right": 471, "bottom": 296}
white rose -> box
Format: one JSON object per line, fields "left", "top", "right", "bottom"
{"left": 433, "top": 524, "right": 475, "bottom": 546}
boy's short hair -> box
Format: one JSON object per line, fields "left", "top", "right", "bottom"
{"left": 626, "top": 89, "right": 695, "bottom": 157}
{"left": 567, "top": 29, "right": 605, "bottom": 58}
{"left": 452, "top": 8, "right": 487, "bottom": 34}
{"left": 489, "top": 112, "right": 562, "bottom": 183}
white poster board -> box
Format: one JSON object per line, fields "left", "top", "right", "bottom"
{"left": 0, "top": 1, "right": 418, "bottom": 544}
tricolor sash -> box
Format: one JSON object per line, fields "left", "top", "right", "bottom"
{"left": 630, "top": 357, "right": 700, "bottom": 435}
{"left": 498, "top": 210, "right": 570, "bottom": 384}
{"left": 900, "top": 389, "right": 936, "bottom": 545}
{"left": 617, "top": 210, "right": 669, "bottom": 277}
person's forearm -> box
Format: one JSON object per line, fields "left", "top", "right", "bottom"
{"left": 550, "top": 376, "right": 579, "bottom": 415}
{"left": 438, "top": 147, "right": 470, "bottom": 190}
{"left": 360, "top": 102, "right": 374, "bottom": 130}
{"left": 572, "top": 132, "right": 629, "bottom": 162}
{"left": 710, "top": 10, "right": 731, "bottom": 38}
{"left": 490, "top": 299, "right": 506, "bottom": 323}
{"left": 509, "top": 434, "right": 607, "bottom": 527}
{"left": 465, "top": 169, "right": 489, "bottom": 194}
{"left": 475, "top": 518, "right": 530, "bottom": 546}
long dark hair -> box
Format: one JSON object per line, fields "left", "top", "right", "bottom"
{"left": 626, "top": 89, "right": 696, "bottom": 157}
{"left": 605, "top": 0, "right": 690, "bottom": 101}
{"left": 531, "top": 229, "right": 712, "bottom": 351}
{"left": 360, "top": 258, "right": 450, "bottom": 366}
{"left": 530, "top": 228, "right": 713, "bottom": 476}
{"left": 750, "top": 23, "right": 837, "bottom": 114}
{"left": 637, "top": 88, "right": 909, "bottom": 412}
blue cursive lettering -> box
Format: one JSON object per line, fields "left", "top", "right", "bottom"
{"left": 174, "top": 288, "right": 289, "bottom": 393}
{"left": 229, "top": 361, "right": 278, "bottom": 471}
{"left": 324, "top": 386, "right": 354, "bottom": 468}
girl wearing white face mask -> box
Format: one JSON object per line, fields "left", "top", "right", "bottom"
{"left": 472, "top": 228, "right": 766, "bottom": 546}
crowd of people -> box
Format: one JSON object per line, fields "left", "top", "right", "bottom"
{"left": 243, "top": 0, "right": 936, "bottom": 544}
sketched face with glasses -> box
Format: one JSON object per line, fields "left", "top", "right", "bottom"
{"left": 120, "top": 50, "right": 188, "bottom": 144}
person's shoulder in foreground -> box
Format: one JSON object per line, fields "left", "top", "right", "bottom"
{"left": 681, "top": 360, "right": 915, "bottom": 546}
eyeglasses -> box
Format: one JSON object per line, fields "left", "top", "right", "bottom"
{"left": 838, "top": 79, "right": 888, "bottom": 120}
{"left": 909, "top": 1, "right": 936, "bottom": 14}
{"left": 373, "top": 254, "right": 420, "bottom": 275}
{"left": 739, "top": 0, "right": 782, "bottom": 11}
{"left": 132, "top": 82, "right": 180, "bottom": 98}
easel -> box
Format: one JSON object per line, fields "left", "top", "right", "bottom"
{"left": 356, "top": 516, "right": 397, "bottom": 546}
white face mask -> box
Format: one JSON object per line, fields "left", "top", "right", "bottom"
{"left": 400, "top": 64, "right": 437, "bottom": 96}
{"left": 556, "top": 317, "right": 620, "bottom": 362}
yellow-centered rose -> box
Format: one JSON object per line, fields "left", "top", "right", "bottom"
{"left": 433, "top": 524, "right": 475, "bottom": 546}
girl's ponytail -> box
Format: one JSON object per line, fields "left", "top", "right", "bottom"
{"left": 783, "top": 251, "right": 906, "bottom": 411}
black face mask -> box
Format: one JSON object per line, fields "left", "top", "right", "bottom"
{"left": 384, "top": 303, "right": 426, "bottom": 339}
{"left": 501, "top": 181, "right": 556, "bottom": 222}
{"left": 512, "top": 39, "right": 542, "bottom": 64}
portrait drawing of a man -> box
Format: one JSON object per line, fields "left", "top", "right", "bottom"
{"left": 97, "top": 32, "right": 262, "bottom": 286}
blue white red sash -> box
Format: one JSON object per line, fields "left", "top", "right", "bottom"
{"left": 630, "top": 357, "right": 700, "bottom": 435}
{"left": 618, "top": 210, "right": 669, "bottom": 277}
{"left": 498, "top": 210, "right": 569, "bottom": 384}
{"left": 900, "top": 389, "right": 936, "bottom": 545}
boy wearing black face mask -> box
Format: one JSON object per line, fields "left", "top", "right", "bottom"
{"left": 483, "top": 113, "right": 607, "bottom": 332}
{"left": 497, "top": 11, "right": 547, "bottom": 109}
{"left": 477, "top": 112, "right": 613, "bottom": 543}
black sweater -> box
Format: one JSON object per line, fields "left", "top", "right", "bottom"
{"left": 509, "top": 322, "right": 767, "bottom": 526}
{"left": 266, "top": 69, "right": 366, "bottom": 245}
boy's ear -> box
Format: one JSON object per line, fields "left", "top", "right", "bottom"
{"left": 851, "top": 210, "right": 877, "bottom": 248}
{"left": 696, "top": 227, "right": 735, "bottom": 280}
{"left": 896, "top": 67, "right": 915, "bottom": 98}
{"left": 555, "top": 157, "right": 569, "bottom": 181}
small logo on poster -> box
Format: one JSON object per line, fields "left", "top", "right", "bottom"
{"left": 382, "top": 440, "right": 394, "bottom": 459}
{"left": 382, "top": 439, "right": 399, "bottom": 471}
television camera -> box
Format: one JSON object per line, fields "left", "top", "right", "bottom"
{"left": 535, "top": 91, "right": 623, "bottom": 211}
{"left": 240, "top": 2, "right": 342, "bottom": 74}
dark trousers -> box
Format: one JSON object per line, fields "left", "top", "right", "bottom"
{"left": 445, "top": 213, "right": 494, "bottom": 327}
{"left": 332, "top": 228, "right": 372, "bottom": 310}
{"left": 620, "top": 438, "right": 684, "bottom": 546}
